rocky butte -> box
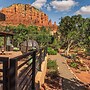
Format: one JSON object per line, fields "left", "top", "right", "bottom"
{"left": 0, "top": 4, "right": 58, "bottom": 33}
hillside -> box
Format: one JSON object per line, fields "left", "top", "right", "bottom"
{"left": 0, "top": 4, "right": 57, "bottom": 32}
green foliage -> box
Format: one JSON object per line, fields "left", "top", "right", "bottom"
{"left": 70, "top": 62, "right": 78, "bottom": 68}
{"left": 0, "top": 37, "right": 4, "bottom": 47}
{"left": 84, "top": 48, "right": 90, "bottom": 56}
{"left": 0, "top": 25, "right": 6, "bottom": 31}
{"left": 58, "top": 15, "right": 90, "bottom": 54}
{"left": 52, "top": 39, "right": 60, "bottom": 51}
{"left": 13, "top": 47, "right": 19, "bottom": 51}
{"left": 47, "top": 60, "right": 57, "bottom": 70}
{"left": 11, "top": 25, "right": 51, "bottom": 47}
{"left": 47, "top": 47, "right": 57, "bottom": 55}
{"left": 47, "top": 59, "right": 59, "bottom": 77}
{"left": 70, "top": 54, "right": 79, "bottom": 61}
{"left": 35, "top": 26, "right": 51, "bottom": 46}
{"left": 13, "top": 24, "right": 28, "bottom": 47}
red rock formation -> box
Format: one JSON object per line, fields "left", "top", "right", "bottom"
{"left": 0, "top": 4, "right": 57, "bottom": 32}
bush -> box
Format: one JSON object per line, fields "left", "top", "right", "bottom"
{"left": 70, "top": 54, "right": 79, "bottom": 61}
{"left": 47, "top": 47, "right": 57, "bottom": 55}
{"left": 84, "top": 48, "right": 90, "bottom": 56}
{"left": 47, "top": 60, "right": 57, "bottom": 70}
{"left": 70, "top": 62, "right": 78, "bottom": 68}
{"left": 13, "top": 47, "right": 19, "bottom": 51}
{"left": 47, "top": 59, "right": 59, "bottom": 78}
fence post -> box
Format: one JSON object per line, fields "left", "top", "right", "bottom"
{"left": 44, "top": 47, "right": 46, "bottom": 58}
{"left": 9, "top": 59, "right": 18, "bottom": 90}
{"left": 32, "top": 51, "right": 36, "bottom": 90}
{"left": 45, "top": 46, "right": 47, "bottom": 56}
{"left": 39, "top": 49, "right": 42, "bottom": 71}
{"left": 3, "top": 57, "right": 9, "bottom": 90}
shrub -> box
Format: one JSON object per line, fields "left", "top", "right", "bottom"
{"left": 70, "top": 62, "right": 78, "bottom": 68}
{"left": 13, "top": 47, "right": 19, "bottom": 51}
{"left": 47, "top": 59, "right": 59, "bottom": 78}
{"left": 70, "top": 54, "right": 79, "bottom": 61}
{"left": 47, "top": 60, "right": 57, "bottom": 70}
{"left": 47, "top": 47, "right": 57, "bottom": 55}
{"left": 84, "top": 48, "right": 90, "bottom": 56}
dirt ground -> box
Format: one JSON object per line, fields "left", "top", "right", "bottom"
{"left": 71, "top": 68, "right": 90, "bottom": 84}
{"left": 41, "top": 72, "right": 62, "bottom": 90}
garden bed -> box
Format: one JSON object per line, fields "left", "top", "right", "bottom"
{"left": 41, "top": 59, "right": 62, "bottom": 90}
{"left": 67, "top": 58, "right": 90, "bottom": 84}
{"left": 60, "top": 49, "right": 90, "bottom": 88}
{"left": 71, "top": 68, "right": 90, "bottom": 84}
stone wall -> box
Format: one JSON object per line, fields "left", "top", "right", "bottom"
{"left": 35, "top": 55, "right": 48, "bottom": 89}
{"left": 0, "top": 4, "right": 58, "bottom": 32}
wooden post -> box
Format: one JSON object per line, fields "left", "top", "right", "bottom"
{"left": 9, "top": 59, "right": 18, "bottom": 90}
{"left": 32, "top": 51, "right": 36, "bottom": 90}
{"left": 4, "top": 36, "right": 6, "bottom": 51}
{"left": 3, "top": 57, "right": 9, "bottom": 90}
{"left": 45, "top": 46, "right": 47, "bottom": 56}
{"left": 39, "top": 49, "right": 42, "bottom": 71}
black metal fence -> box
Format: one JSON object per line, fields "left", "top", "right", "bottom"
{"left": 0, "top": 46, "right": 47, "bottom": 90}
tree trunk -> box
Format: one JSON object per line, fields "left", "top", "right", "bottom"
{"left": 65, "top": 45, "right": 70, "bottom": 55}
{"left": 17, "top": 42, "right": 19, "bottom": 48}
{"left": 65, "top": 40, "right": 73, "bottom": 55}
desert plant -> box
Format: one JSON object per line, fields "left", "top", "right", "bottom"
{"left": 84, "top": 48, "right": 90, "bottom": 56}
{"left": 47, "top": 60, "right": 57, "bottom": 70}
{"left": 70, "top": 54, "right": 79, "bottom": 61}
{"left": 47, "top": 59, "right": 59, "bottom": 78}
{"left": 47, "top": 47, "right": 57, "bottom": 55}
{"left": 70, "top": 62, "right": 78, "bottom": 68}
{"left": 13, "top": 47, "right": 19, "bottom": 51}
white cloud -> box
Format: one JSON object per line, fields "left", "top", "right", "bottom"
{"left": 75, "top": 6, "right": 90, "bottom": 15}
{"left": 50, "top": 0, "right": 78, "bottom": 11}
{"left": 31, "top": 0, "right": 47, "bottom": 9}
{"left": 0, "top": 6, "right": 2, "bottom": 10}
{"left": 44, "top": 4, "right": 51, "bottom": 11}
{"left": 47, "top": 5, "right": 51, "bottom": 11}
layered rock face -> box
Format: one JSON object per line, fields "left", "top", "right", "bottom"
{"left": 0, "top": 4, "right": 57, "bottom": 32}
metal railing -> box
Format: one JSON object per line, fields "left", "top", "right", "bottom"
{"left": 0, "top": 46, "right": 47, "bottom": 90}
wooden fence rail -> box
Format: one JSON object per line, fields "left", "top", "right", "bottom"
{"left": 0, "top": 46, "right": 47, "bottom": 90}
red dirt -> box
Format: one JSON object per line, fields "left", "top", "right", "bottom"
{"left": 71, "top": 68, "right": 90, "bottom": 84}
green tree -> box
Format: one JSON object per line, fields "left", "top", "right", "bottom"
{"left": 13, "top": 24, "right": 28, "bottom": 47}
{"left": 36, "top": 26, "right": 51, "bottom": 46}
{"left": 58, "top": 15, "right": 85, "bottom": 55}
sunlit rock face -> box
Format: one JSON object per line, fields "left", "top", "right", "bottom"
{"left": 0, "top": 4, "right": 58, "bottom": 32}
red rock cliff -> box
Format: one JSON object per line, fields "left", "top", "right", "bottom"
{"left": 0, "top": 4, "right": 57, "bottom": 32}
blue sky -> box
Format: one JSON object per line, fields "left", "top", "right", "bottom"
{"left": 0, "top": 0, "right": 90, "bottom": 24}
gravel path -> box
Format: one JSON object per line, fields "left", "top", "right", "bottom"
{"left": 48, "top": 53, "right": 87, "bottom": 90}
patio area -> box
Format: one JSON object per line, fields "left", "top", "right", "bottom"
{"left": 0, "top": 31, "right": 22, "bottom": 58}
{"left": 0, "top": 51, "right": 22, "bottom": 58}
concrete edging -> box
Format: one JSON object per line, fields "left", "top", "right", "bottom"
{"left": 64, "top": 58, "right": 85, "bottom": 83}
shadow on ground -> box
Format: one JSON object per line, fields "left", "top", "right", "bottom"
{"left": 62, "top": 77, "right": 89, "bottom": 90}
{"left": 45, "top": 74, "right": 62, "bottom": 90}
